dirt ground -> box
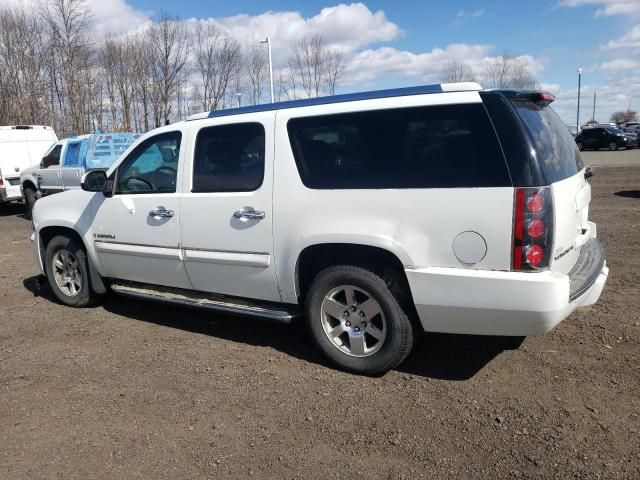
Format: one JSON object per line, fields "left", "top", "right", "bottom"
{"left": 1, "top": 158, "right": 639, "bottom": 479}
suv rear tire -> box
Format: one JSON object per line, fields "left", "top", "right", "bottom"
{"left": 304, "top": 265, "right": 414, "bottom": 375}
{"left": 44, "top": 235, "right": 103, "bottom": 307}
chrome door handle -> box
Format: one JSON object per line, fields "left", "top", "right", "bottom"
{"left": 149, "top": 207, "right": 174, "bottom": 218}
{"left": 233, "top": 207, "right": 265, "bottom": 220}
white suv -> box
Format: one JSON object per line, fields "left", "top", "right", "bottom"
{"left": 30, "top": 83, "right": 608, "bottom": 374}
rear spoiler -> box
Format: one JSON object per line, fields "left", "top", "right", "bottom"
{"left": 510, "top": 91, "right": 555, "bottom": 106}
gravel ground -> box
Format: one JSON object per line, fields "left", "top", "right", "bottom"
{"left": 0, "top": 160, "right": 638, "bottom": 479}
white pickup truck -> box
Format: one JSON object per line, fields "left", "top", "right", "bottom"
{"left": 20, "top": 132, "right": 141, "bottom": 217}
{"left": 30, "top": 83, "right": 608, "bottom": 375}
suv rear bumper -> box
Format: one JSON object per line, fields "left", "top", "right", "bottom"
{"left": 406, "top": 239, "right": 608, "bottom": 336}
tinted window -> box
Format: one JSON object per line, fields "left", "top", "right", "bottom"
{"left": 46, "top": 145, "right": 62, "bottom": 166}
{"left": 192, "top": 123, "right": 265, "bottom": 192}
{"left": 287, "top": 104, "right": 510, "bottom": 189}
{"left": 511, "top": 102, "right": 584, "bottom": 183}
{"left": 116, "top": 132, "right": 181, "bottom": 194}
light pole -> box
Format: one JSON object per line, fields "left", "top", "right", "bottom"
{"left": 260, "top": 37, "right": 275, "bottom": 104}
{"left": 592, "top": 90, "right": 596, "bottom": 124}
{"left": 576, "top": 68, "right": 583, "bottom": 134}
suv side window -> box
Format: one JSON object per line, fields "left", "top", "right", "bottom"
{"left": 287, "top": 104, "right": 510, "bottom": 189}
{"left": 115, "top": 132, "right": 181, "bottom": 194}
{"left": 192, "top": 123, "right": 265, "bottom": 192}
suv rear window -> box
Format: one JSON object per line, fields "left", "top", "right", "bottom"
{"left": 287, "top": 104, "right": 510, "bottom": 189}
{"left": 510, "top": 101, "right": 584, "bottom": 183}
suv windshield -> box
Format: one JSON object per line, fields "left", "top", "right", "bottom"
{"left": 511, "top": 101, "right": 584, "bottom": 183}
{"left": 606, "top": 127, "right": 622, "bottom": 134}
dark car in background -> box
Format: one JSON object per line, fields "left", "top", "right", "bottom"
{"left": 575, "top": 127, "right": 630, "bottom": 151}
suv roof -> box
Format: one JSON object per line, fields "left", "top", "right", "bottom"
{"left": 187, "top": 82, "right": 483, "bottom": 121}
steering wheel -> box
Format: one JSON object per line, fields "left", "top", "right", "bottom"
{"left": 124, "top": 176, "right": 153, "bottom": 191}
{"left": 155, "top": 166, "right": 177, "bottom": 176}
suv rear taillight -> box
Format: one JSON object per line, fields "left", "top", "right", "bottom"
{"left": 512, "top": 187, "right": 554, "bottom": 271}
{"left": 0, "top": 170, "right": 4, "bottom": 186}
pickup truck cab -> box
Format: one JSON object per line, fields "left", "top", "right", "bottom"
{"left": 0, "top": 125, "right": 57, "bottom": 206}
{"left": 21, "top": 132, "right": 141, "bottom": 218}
{"left": 30, "top": 83, "right": 608, "bottom": 375}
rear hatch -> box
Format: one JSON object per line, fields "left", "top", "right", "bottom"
{"left": 509, "top": 96, "right": 590, "bottom": 274}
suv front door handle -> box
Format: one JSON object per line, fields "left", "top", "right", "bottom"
{"left": 149, "top": 207, "right": 174, "bottom": 218}
{"left": 233, "top": 207, "right": 265, "bottom": 220}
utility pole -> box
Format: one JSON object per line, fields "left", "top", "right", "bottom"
{"left": 592, "top": 90, "right": 596, "bottom": 123}
{"left": 260, "top": 37, "right": 275, "bottom": 103}
{"left": 576, "top": 68, "right": 583, "bottom": 133}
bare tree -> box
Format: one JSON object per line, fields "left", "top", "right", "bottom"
{"left": 41, "top": 0, "right": 94, "bottom": 134}
{"left": 324, "top": 50, "right": 344, "bottom": 96}
{"left": 610, "top": 110, "right": 637, "bottom": 124}
{"left": 193, "top": 23, "right": 241, "bottom": 111}
{"left": 483, "top": 50, "right": 538, "bottom": 89}
{"left": 440, "top": 60, "right": 476, "bottom": 83}
{"left": 245, "top": 44, "right": 267, "bottom": 105}
{"left": 148, "top": 14, "right": 190, "bottom": 126}
{"left": 287, "top": 35, "right": 344, "bottom": 98}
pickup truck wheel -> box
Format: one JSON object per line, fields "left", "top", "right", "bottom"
{"left": 44, "top": 235, "right": 102, "bottom": 307}
{"left": 305, "top": 265, "right": 414, "bottom": 375}
{"left": 23, "top": 187, "right": 37, "bottom": 220}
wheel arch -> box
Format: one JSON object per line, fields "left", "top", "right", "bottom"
{"left": 294, "top": 242, "right": 415, "bottom": 307}
{"left": 39, "top": 225, "right": 107, "bottom": 294}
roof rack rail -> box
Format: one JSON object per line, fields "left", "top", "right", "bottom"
{"left": 186, "top": 82, "right": 482, "bottom": 121}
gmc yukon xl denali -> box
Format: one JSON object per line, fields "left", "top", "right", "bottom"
{"left": 30, "top": 83, "right": 608, "bottom": 374}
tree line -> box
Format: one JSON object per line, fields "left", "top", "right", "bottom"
{"left": 0, "top": 0, "right": 344, "bottom": 136}
{"left": 440, "top": 52, "right": 539, "bottom": 89}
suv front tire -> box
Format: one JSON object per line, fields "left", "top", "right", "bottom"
{"left": 304, "top": 265, "right": 414, "bottom": 375}
{"left": 44, "top": 235, "right": 102, "bottom": 307}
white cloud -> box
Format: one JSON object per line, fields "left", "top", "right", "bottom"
{"left": 557, "top": 0, "right": 640, "bottom": 17}
{"left": 600, "top": 58, "right": 639, "bottom": 70}
{"left": 603, "top": 24, "right": 640, "bottom": 49}
{"left": 454, "top": 8, "right": 485, "bottom": 26}
{"left": 85, "top": 0, "right": 151, "bottom": 37}
{"left": 194, "top": 2, "right": 402, "bottom": 62}
{"left": 342, "top": 44, "right": 545, "bottom": 85}
{"left": 3, "top": 0, "right": 151, "bottom": 37}
{"left": 540, "top": 82, "right": 561, "bottom": 92}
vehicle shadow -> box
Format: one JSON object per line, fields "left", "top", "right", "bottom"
{"left": 614, "top": 190, "right": 640, "bottom": 199}
{"left": 24, "top": 275, "right": 522, "bottom": 381}
{"left": 0, "top": 203, "right": 27, "bottom": 218}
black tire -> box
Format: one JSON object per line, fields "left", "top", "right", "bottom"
{"left": 576, "top": 142, "right": 583, "bottom": 151}
{"left": 23, "top": 187, "right": 37, "bottom": 220}
{"left": 304, "top": 265, "right": 414, "bottom": 375}
{"left": 608, "top": 142, "right": 617, "bottom": 151}
{"left": 44, "top": 235, "right": 103, "bottom": 307}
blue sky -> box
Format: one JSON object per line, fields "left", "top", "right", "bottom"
{"left": 79, "top": 0, "right": 640, "bottom": 124}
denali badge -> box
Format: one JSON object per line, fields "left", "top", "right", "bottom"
{"left": 553, "top": 245, "right": 574, "bottom": 261}
{"left": 94, "top": 233, "right": 116, "bottom": 240}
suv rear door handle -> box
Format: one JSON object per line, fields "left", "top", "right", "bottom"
{"left": 233, "top": 207, "right": 265, "bottom": 220}
{"left": 149, "top": 207, "right": 174, "bottom": 218}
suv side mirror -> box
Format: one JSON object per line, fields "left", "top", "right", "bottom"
{"left": 81, "top": 170, "right": 108, "bottom": 193}
{"left": 40, "top": 155, "right": 59, "bottom": 169}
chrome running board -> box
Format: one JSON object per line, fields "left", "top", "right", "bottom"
{"left": 109, "top": 281, "right": 299, "bottom": 324}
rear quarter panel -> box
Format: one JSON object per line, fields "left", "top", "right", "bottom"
{"left": 272, "top": 92, "right": 515, "bottom": 304}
